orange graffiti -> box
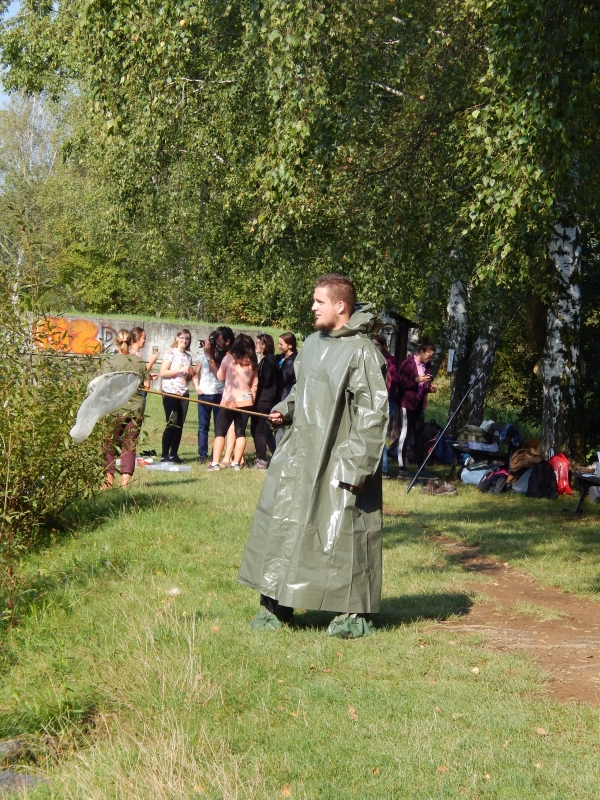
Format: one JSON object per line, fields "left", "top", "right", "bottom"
{"left": 33, "top": 317, "right": 102, "bottom": 355}
{"left": 68, "top": 319, "right": 102, "bottom": 354}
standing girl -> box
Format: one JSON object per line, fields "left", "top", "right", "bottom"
{"left": 275, "top": 332, "right": 298, "bottom": 447}
{"left": 102, "top": 329, "right": 150, "bottom": 489}
{"left": 205, "top": 334, "right": 258, "bottom": 471}
{"left": 159, "top": 329, "right": 193, "bottom": 463}
{"left": 251, "top": 333, "right": 280, "bottom": 469}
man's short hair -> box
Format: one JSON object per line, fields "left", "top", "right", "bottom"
{"left": 216, "top": 326, "right": 235, "bottom": 347}
{"left": 314, "top": 274, "right": 356, "bottom": 312}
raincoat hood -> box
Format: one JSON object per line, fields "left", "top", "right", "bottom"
{"left": 327, "top": 304, "right": 383, "bottom": 339}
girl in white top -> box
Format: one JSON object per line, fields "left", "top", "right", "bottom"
{"left": 159, "top": 329, "right": 193, "bottom": 463}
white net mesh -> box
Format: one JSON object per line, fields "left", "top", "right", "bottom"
{"left": 69, "top": 371, "right": 142, "bottom": 444}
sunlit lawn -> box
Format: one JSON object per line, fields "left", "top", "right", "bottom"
{"left": 1, "top": 395, "right": 599, "bottom": 798}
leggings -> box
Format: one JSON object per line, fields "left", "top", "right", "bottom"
{"left": 162, "top": 395, "right": 189, "bottom": 458}
{"left": 398, "top": 404, "right": 425, "bottom": 468}
{"left": 103, "top": 416, "right": 142, "bottom": 476}
{"left": 250, "top": 401, "right": 277, "bottom": 461}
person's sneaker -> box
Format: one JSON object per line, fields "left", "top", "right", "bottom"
{"left": 170, "top": 455, "right": 184, "bottom": 465}
{"left": 433, "top": 482, "right": 457, "bottom": 496}
{"left": 160, "top": 457, "right": 170, "bottom": 463}
{"left": 253, "top": 459, "right": 268, "bottom": 470}
{"left": 382, "top": 472, "right": 392, "bottom": 480}
{"left": 229, "top": 462, "right": 241, "bottom": 471}
{"left": 327, "top": 613, "right": 375, "bottom": 639}
{"left": 422, "top": 479, "right": 457, "bottom": 496}
{"left": 206, "top": 462, "right": 220, "bottom": 471}
{"left": 197, "top": 456, "right": 208, "bottom": 464}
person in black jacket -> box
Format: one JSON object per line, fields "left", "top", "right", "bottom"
{"left": 275, "top": 333, "right": 298, "bottom": 447}
{"left": 252, "top": 333, "right": 281, "bottom": 469}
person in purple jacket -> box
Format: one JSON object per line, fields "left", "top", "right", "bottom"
{"left": 396, "top": 337, "right": 437, "bottom": 470}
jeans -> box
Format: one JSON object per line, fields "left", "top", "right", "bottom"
{"left": 382, "top": 401, "right": 397, "bottom": 474}
{"left": 197, "top": 393, "right": 222, "bottom": 459}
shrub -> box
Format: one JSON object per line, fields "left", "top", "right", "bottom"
{"left": 0, "top": 305, "right": 105, "bottom": 618}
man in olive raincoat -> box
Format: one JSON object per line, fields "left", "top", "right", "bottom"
{"left": 238, "top": 275, "right": 389, "bottom": 638}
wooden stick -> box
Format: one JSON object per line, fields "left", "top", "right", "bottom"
{"left": 145, "top": 388, "right": 271, "bottom": 419}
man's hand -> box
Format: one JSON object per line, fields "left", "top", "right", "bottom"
{"left": 416, "top": 374, "right": 432, "bottom": 383}
{"left": 429, "top": 385, "right": 437, "bottom": 393}
{"left": 269, "top": 411, "right": 285, "bottom": 426}
{"left": 204, "top": 342, "right": 215, "bottom": 358}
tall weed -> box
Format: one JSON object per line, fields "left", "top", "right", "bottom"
{"left": 0, "top": 305, "right": 104, "bottom": 620}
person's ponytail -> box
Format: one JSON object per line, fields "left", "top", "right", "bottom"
{"left": 115, "top": 329, "right": 132, "bottom": 355}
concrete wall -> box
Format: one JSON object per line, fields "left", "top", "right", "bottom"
{"left": 33, "top": 313, "right": 270, "bottom": 363}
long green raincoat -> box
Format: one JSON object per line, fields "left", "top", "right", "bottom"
{"left": 238, "top": 308, "right": 388, "bottom": 613}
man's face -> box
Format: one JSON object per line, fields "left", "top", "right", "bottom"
{"left": 312, "top": 287, "right": 345, "bottom": 331}
{"left": 216, "top": 334, "right": 230, "bottom": 350}
{"left": 423, "top": 348, "right": 435, "bottom": 363}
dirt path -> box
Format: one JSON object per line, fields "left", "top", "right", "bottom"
{"left": 430, "top": 537, "right": 600, "bottom": 704}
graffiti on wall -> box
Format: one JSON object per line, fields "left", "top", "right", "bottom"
{"left": 33, "top": 317, "right": 118, "bottom": 355}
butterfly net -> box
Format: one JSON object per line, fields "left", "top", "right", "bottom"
{"left": 69, "top": 371, "right": 142, "bottom": 443}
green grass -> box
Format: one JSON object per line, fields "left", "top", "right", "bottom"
{"left": 1, "top": 395, "right": 600, "bottom": 798}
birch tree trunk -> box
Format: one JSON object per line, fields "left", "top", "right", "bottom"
{"left": 540, "top": 224, "right": 584, "bottom": 461}
{"left": 446, "top": 280, "right": 471, "bottom": 432}
{"left": 466, "top": 332, "right": 495, "bottom": 426}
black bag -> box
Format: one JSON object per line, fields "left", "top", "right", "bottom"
{"left": 526, "top": 461, "right": 558, "bottom": 500}
{"left": 478, "top": 468, "right": 509, "bottom": 494}
{"left": 423, "top": 420, "right": 442, "bottom": 442}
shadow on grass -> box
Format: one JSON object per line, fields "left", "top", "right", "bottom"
{"left": 144, "top": 478, "right": 199, "bottom": 487}
{"left": 59, "top": 488, "right": 171, "bottom": 534}
{"left": 383, "top": 493, "right": 600, "bottom": 592}
{"left": 0, "top": 696, "right": 100, "bottom": 741}
{"left": 292, "top": 592, "right": 473, "bottom": 631}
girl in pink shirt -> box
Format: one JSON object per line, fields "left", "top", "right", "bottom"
{"left": 206, "top": 335, "right": 258, "bottom": 470}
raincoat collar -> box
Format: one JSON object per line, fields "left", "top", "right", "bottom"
{"left": 325, "top": 303, "right": 383, "bottom": 339}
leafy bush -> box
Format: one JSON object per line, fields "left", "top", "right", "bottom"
{"left": 0, "top": 305, "right": 104, "bottom": 616}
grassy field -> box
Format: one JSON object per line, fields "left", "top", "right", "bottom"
{"left": 1, "top": 396, "right": 600, "bottom": 798}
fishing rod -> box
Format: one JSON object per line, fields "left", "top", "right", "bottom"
{"left": 406, "top": 298, "right": 527, "bottom": 494}
{"left": 145, "top": 388, "right": 271, "bottom": 419}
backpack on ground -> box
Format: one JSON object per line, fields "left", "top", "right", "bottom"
{"left": 478, "top": 468, "right": 509, "bottom": 494}
{"left": 511, "top": 467, "right": 533, "bottom": 494}
{"left": 526, "top": 461, "right": 558, "bottom": 500}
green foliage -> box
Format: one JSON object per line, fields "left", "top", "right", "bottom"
{"left": 0, "top": 303, "right": 104, "bottom": 614}
{"left": 51, "top": 245, "right": 135, "bottom": 314}
{"left": 462, "top": 0, "right": 600, "bottom": 280}
{"left": 1, "top": 0, "right": 600, "bottom": 437}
